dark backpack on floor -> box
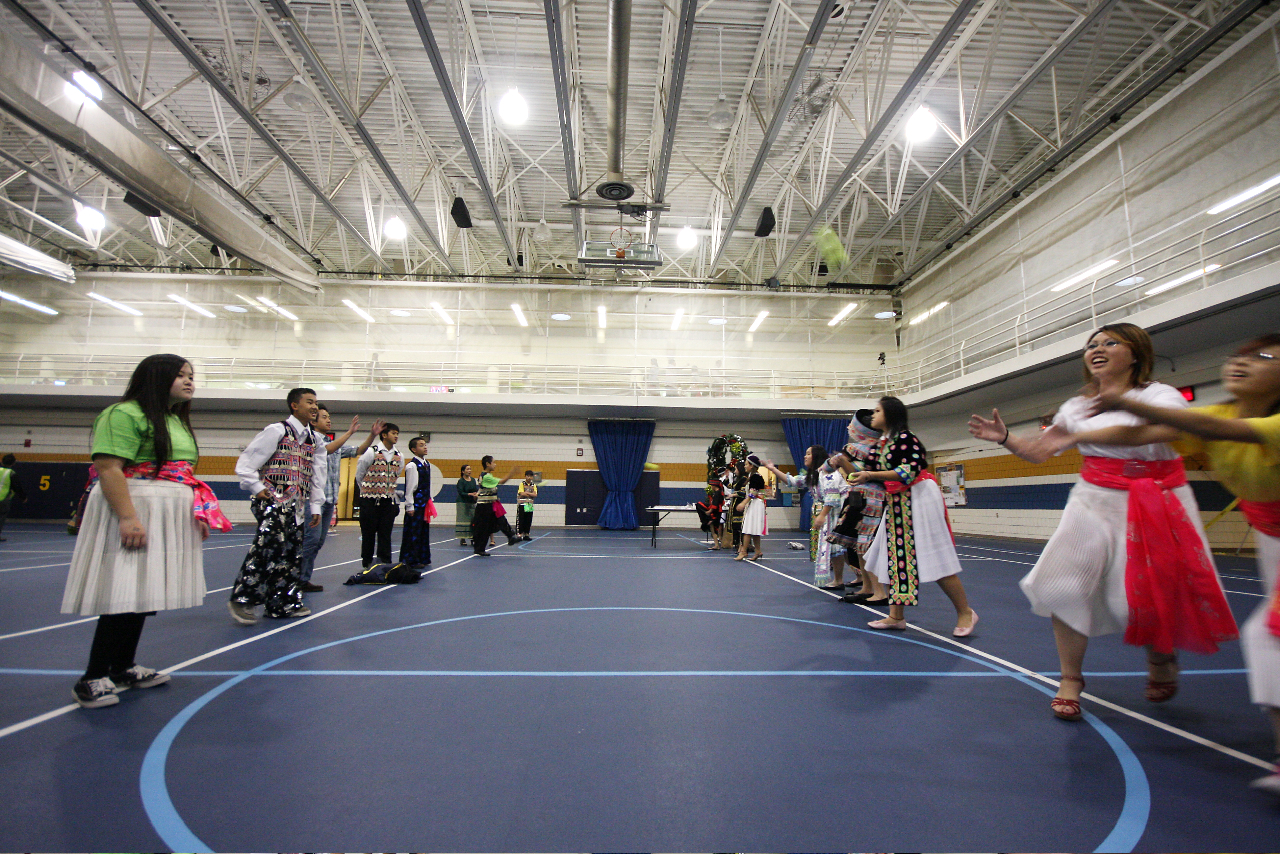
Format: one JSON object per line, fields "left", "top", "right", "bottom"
{"left": 344, "top": 562, "right": 422, "bottom": 585}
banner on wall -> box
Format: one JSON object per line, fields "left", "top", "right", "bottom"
{"left": 935, "top": 463, "right": 966, "bottom": 507}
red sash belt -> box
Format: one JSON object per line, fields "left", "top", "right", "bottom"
{"left": 123, "top": 461, "right": 233, "bottom": 533}
{"left": 1080, "top": 456, "right": 1237, "bottom": 654}
{"left": 883, "top": 470, "right": 954, "bottom": 541}
{"left": 1238, "top": 499, "right": 1280, "bottom": 638}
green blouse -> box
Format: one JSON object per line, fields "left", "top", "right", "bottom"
{"left": 92, "top": 401, "right": 198, "bottom": 465}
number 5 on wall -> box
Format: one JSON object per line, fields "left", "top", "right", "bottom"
{"left": 39, "top": 475, "right": 50, "bottom": 490}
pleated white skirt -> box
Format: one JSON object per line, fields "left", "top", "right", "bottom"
{"left": 866, "top": 479, "right": 963, "bottom": 585}
{"left": 741, "top": 498, "right": 768, "bottom": 536}
{"left": 1018, "top": 479, "right": 1213, "bottom": 637}
{"left": 61, "top": 478, "right": 205, "bottom": 615}
{"left": 1243, "top": 529, "right": 1280, "bottom": 707}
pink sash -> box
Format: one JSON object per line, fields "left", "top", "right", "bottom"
{"left": 1238, "top": 499, "right": 1280, "bottom": 638}
{"left": 123, "top": 461, "right": 233, "bottom": 533}
{"left": 1080, "top": 456, "right": 1237, "bottom": 655}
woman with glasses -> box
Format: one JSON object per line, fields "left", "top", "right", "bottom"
{"left": 1054, "top": 332, "right": 1280, "bottom": 794}
{"left": 968, "top": 323, "right": 1235, "bottom": 722}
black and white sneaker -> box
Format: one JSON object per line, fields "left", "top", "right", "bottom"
{"left": 108, "top": 665, "right": 170, "bottom": 692}
{"left": 73, "top": 676, "right": 120, "bottom": 708}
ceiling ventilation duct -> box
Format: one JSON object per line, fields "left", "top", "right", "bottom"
{"left": 0, "top": 232, "right": 75, "bottom": 283}
{"left": 596, "top": 0, "right": 634, "bottom": 201}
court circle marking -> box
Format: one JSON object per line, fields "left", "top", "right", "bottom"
{"left": 140, "top": 606, "right": 1149, "bottom": 853}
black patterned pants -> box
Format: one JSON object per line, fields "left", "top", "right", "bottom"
{"left": 231, "top": 496, "right": 305, "bottom": 618}
{"left": 399, "top": 508, "right": 431, "bottom": 567}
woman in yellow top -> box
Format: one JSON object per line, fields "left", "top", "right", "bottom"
{"left": 1062, "top": 332, "right": 1280, "bottom": 796}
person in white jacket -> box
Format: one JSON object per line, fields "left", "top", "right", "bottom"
{"left": 228, "top": 387, "right": 325, "bottom": 624}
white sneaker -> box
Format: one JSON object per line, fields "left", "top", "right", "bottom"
{"left": 73, "top": 676, "right": 120, "bottom": 708}
{"left": 1249, "top": 770, "right": 1280, "bottom": 796}
{"left": 228, "top": 600, "right": 259, "bottom": 625}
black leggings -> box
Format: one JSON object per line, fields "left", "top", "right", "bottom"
{"left": 471, "top": 503, "right": 515, "bottom": 553}
{"left": 83, "top": 612, "right": 151, "bottom": 679}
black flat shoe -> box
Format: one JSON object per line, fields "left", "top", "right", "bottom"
{"left": 864, "top": 597, "right": 890, "bottom": 606}
{"left": 819, "top": 584, "right": 844, "bottom": 591}
{"left": 843, "top": 592, "right": 873, "bottom": 603}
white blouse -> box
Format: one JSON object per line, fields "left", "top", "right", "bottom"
{"left": 1053, "top": 381, "right": 1187, "bottom": 461}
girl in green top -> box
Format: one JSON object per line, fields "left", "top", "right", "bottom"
{"left": 61, "top": 354, "right": 210, "bottom": 709}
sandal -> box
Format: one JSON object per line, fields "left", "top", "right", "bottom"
{"left": 1145, "top": 653, "right": 1179, "bottom": 703}
{"left": 1052, "top": 675, "right": 1085, "bottom": 721}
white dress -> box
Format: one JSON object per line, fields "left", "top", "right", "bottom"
{"left": 1018, "top": 382, "right": 1215, "bottom": 636}
{"left": 865, "top": 477, "right": 963, "bottom": 585}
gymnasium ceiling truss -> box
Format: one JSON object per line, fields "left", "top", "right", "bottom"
{"left": 0, "top": 0, "right": 1266, "bottom": 302}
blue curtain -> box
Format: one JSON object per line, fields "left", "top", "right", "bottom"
{"left": 588, "top": 420, "right": 656, "bottom": 530}
{"left": 781, "top": 417, "right": 850, "bottom": 531}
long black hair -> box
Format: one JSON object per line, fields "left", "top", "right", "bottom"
{"left": 804, "top": 444, "right": 827, "bottom": 488}
{"left": 120, "top": 354, "right": 195, "bottom": 472}
{"left": 878, "top": 396, "right": 912, "bottom": 441}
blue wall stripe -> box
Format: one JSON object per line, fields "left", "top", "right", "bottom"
{"left": 959, "top": 479, "right": 1236, "bottom": 512}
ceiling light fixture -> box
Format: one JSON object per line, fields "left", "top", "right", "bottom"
{"left": 0, "top": 232, "right": 75, "bottom": 283}
{"left": 1207, "top": 172, "right": 1280, "bottom": 215}
{"left": 676, "top": 226, "right": 697, "bottom": 251}
{"left": 76, "top": 206, "right": 106, "bottom": 232}
{"left": 708, "top": 317, "right": 727, "bottom": 326}
{"left": 551, "top": 312, "right": 571, "bottom": 321}
{"left": 382, "top": 217, "right": 407, "bottom": 241}
{"left": 167, "top": 293, "right": 216, "bottom": 318}
{"left": 235, "top": 294, "right": 270, "bottom": 313}
{"left": 874, "top": 310, "right": 896, "bottom": 319}
{"left": 827, "top": 303, "right": 858, "bottom": 326}
{"left": 497, "top": 88, "right": 529, "bottom": 126}
{"left": 706, "top": 28, "right": 734, "bottom": 131}
{"left": 256, "top": 296, "right": 278, "bottom": 307}
{"left": 274, "top": 306, "right": 299, "bottom": 321}
{"left": 342, "top": 298, "right": 376, "bottom": 324}
{"left": 749, "top": 310, "right": 768, "bottom": 332}
{"left": 87, "top": 292, "right": 142, "bottom": 316}
{"left": 511, "top": 303, "right": 529, "bottom": 327}
{"left": 64, "top": 70, "right": 102, "bottom": 104}
{"left": 904, "top": 107, "right": 937, "bottom": 143}
{"left": 1144, "top": 263, "right": 1220, "bottom": 296}
{"left": 389, "top": 309, "right": 411, "bottom": 317}
{"left": 533, "top": 218, "right": 553, "bottom": 243}
{"left": 430, "top": 301, "right": 455, "bottom": 325}
{"left": 1049, "top": 259, "right": 1119, "bottom": 292}
{"left": 597, "top": 305, "right": 607, "bottom": 329}
{"left": 0, "top": 288, "right": 58, "bottom": 315}
{"left": 671, "top": 308, "right": 684, "bottom": 331}
{"left": 225, "top": 305, "right": 248, "bottom": 313}
{"left": 1112, "top": 275, "right": 1146, "bottom": 288}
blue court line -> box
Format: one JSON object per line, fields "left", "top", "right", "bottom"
{"left": 138, "top": 605, "right": 1151, "bottom": 853}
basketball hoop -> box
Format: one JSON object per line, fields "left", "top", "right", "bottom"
{"left": 610, "top": 227, "right": 635, "bottom": 259}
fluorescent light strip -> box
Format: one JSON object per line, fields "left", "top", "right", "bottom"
{"left": 1049, "top": 259, "right": 1119, "bottom": 292}
{"left": 1144, "top": 264, "right": 1220, "bottom": 296}
{"left": 429, "top": 301, "right": 454, "bottom": 325}
{"left": 257, "top": 296, "right": 278, "bottom": 307}
{"left": 274, "top": 306, "right": 299, "bottom": 321}
{"left": 0, "top": 232, "right": 75, "bottom": 283}
{"left": 597, "top": 305, "right": 607, "bottom": 329}
{"left": 167, "top": 293, "right": 215, "bottom": 318}
{"left": 827, "top": 302, "right": 858, "bottom": 327}
{"left": 1207, "top": 172, "right": 1280, "bottom": 215}
{"left": 511, "top": 303, "right": 528, "bottom": 327}
{"left": 908, "top": 300, "right": 949, "bottom": 326}
{"left": 235, "top": 294, "right": 269, "bottom": 313}
{"left": 87, "top": 292, "right": 142, "bottom": 316}
{"left": 342, "top": 299, "right": 376, "bottom": 324}
{"left": 671, "top": 308, "right": 684, "bottom": 331}
{"left": 0, "top": 288, "right": 58, "bottom": 315}
{"left": 749, "top": 310, "right": 768, "bottom": 332}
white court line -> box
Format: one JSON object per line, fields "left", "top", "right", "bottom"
{"left": 742, "top": 556, "right": 1275, "bottom": 772}
{"left": 0, "top": 537, "right": 258, "bottom": 574}
{"left": 0, "top": 546, "right": 495, "bottom": 740}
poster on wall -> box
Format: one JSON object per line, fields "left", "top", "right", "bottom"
{"left": 935, "top": 463, "right": 966, "bottom": 507}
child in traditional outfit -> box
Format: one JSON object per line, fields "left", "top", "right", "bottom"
{"left": 355, "top": 422, "right": 404, "bottom": 568}
{"left": 62, "top": 355, "right": 230, "bottom": 707}
{"left": 516, "top": 471, "right": 538, "bottom": 541}
{"left": 229, "top": 387, "right": 326, "bottom": 624}
{"left": 399, "top": 436, "right": 433, "bottom": 569}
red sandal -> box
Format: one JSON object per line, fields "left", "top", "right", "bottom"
{"left": 1051, "top": 675, "right": 1085, "bottom": 721}
{"left": 1145, "top": 653, "right": 1179, "bottom": 703}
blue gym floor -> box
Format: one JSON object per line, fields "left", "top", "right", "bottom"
{"left": 0, "top": 521, "right": 1277, "bottom": 851}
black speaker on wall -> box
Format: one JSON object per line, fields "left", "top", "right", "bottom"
{"left": 450, "top": 197, "right": 473, "bottom": 229}
{"left": 123, "top": 191, "right": 161, "bottom": 219}
{"left": 754, "top": 206, "right": 776, "bottom": 237}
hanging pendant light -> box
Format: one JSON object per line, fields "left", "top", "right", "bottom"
{"left": 533, "top": 218, "right": 552, "bottom": 243}
{"left": 706, "top": 28, "right": 734, "bottom": 131}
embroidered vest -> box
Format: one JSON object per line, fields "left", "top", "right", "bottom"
{"left": 410, "top": 457, "right": 430, "bottom": 505}
{"left": 262, "top": 421, "right": 315, "bottom": 502}
{"left": 361, "top": 447, "right": 400, "bottom": 500}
